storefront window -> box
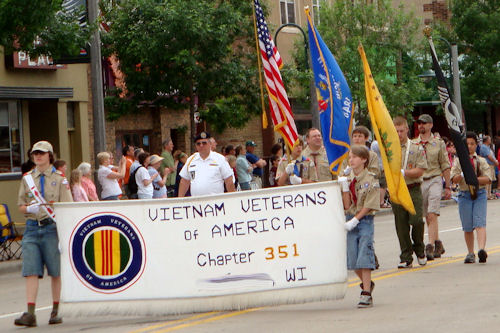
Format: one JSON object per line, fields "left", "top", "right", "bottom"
{"left": 0, "top": 101, "right": 22, "bottom": 174}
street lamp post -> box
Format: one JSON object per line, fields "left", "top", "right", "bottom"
{"left": 274, "top": 24, "right": 320, "bottom": 130}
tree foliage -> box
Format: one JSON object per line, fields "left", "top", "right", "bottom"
{"left": 288, "top": 0, "right": 428, "bottom": 126}
{"left": 0, "top": 0, "right": 90, "bottom": 58}
{"left": 101, "top": 0, "right": 261, "bottom": 133}
{"left": 449, "top": 0, "right": 500, "bottom": 130}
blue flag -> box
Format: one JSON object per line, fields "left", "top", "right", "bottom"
{"left": 305, "top": 9, "right": 353, "bottom": 175}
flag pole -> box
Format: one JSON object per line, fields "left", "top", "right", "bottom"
{"left": 252, "top": 8, "right": 268, "bottom": 129}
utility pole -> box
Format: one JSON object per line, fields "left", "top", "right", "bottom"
{"left": 88, "top": 0, "right": 106, "bottom": 162}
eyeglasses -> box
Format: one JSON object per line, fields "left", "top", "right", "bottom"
{"left": 196, "top": 141, "right": 209, "bottom": 146}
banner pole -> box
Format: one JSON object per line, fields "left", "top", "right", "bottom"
{"left": 252, "top": 8, "right": 268, "bottom": 129}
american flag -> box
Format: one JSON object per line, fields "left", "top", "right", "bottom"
{"left": 254, "top": 0, "right": 298, "bottom": 149}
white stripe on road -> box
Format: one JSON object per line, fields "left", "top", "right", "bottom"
{"left": 424, "top": 226, "right": 462, "bottom": 236}
{"left": 0, "top": 305, "right": 50, "bottom": 319}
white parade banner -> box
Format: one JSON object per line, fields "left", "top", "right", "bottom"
{"left": 54, "top": 181, "right": 347, "bottom": 316}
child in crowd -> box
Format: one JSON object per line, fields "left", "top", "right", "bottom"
{"left": 53, "top": 160, "right": 67, "bottom": 176}
{"left": 451, "top": 132, "right": 491, "bottom": 263}
{"left": 268, "top": 155, "right": 280, "bottom": 187}
{"left": 340, "top": 145, "right": 380, "bottom": 308}
{"left": 70, "top": 169, "right": 89, "bottom": 202}
{"left": 226, "top": 155, "right": 238, "bottom": 188}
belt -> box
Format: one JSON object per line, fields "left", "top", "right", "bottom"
{"left": 27, "top": 218, "right": 55, "bottom": 227}
{"left": 407, "top": 183, "right": 421, "bottom": 189}
{"left": 423, "top": 175, "right": 440, "bottom": 181}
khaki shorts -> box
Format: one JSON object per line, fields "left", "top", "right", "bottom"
{"left": 489, "top": 165, "right": 496, "bottom": 182}
{"left": 421, "top": 176, "right": 443, "bottom": 216}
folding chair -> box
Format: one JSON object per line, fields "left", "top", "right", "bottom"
{"left": 0, "top": 204, "right": 23, "bottom": 261}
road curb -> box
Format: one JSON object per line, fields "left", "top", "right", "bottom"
{"left": 0, "top": 259, "right": 22, "bottom": 275}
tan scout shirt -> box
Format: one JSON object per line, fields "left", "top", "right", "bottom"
{"left": 276, "top": 155, "right": 318, "bottom": 185}
{"left": 415, "top": 134, "right": 450, "bottom": 178}
{"left": 345, "top": 169, "right": 380, "bottom": 216}
{"left": 401, "top": 139, "right": 427, "bottom": 185}
{"left": 302, "top": 146, "right": 335, "bottom": 181}
{"left": 340, "top": 150, "right": 380, "bottom": 178}
{"left": 18, "top": 166, "right": 73, "bottom": 221}
{"left": 450, "top": 154, "right": 491, "bottom": 191}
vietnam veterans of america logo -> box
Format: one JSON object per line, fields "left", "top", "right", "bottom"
{"left": 70, "top": 213, "right": 146, "bottom": 293}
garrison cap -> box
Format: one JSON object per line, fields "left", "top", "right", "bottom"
{"left": 194, "top": 131, "right": 211, "bottom": 142}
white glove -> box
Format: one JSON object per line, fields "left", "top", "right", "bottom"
{"left": 289, "top": 175, "right": 302, "bottom": 185}
{"left": 460, "top": 172, "right": 464, "bottom": 178}
{"left": 338, "top": 176, "right": 350, "bottom": 192}
{"left": 285, "top": 162, "right": 296, "bottom": 175}
{"left": 343, "top": 166, "right": 352, "bottom": 175}
{"left": 401, "top": 169, "right": 405, "bottom": 177}
{"left": 26, "top": 203, "right": 40, "bottom": 215}
{"left": 344, "top": 217, "right": 360, "bottom": 231}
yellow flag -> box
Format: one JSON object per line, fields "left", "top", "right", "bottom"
{"left": 358, "top": 44, "right": 415, "bottom": 215}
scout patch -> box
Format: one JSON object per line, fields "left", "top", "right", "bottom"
{"left": 190, "top": 171, "right": 196, "bottom": 180}
{"left": 51, "top": 181, "right": 57, "bottom": 186}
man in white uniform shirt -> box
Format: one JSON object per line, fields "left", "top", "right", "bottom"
{"left": 178, "top": 132, "right": 235, "bottom": 197}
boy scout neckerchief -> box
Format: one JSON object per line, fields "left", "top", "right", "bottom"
{"left": 349, "top": 178, "right": 358, "bottom": 205}
{"left": 23, "top": 166, "right": 57, "bottom": 221}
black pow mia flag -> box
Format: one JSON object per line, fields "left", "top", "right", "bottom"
{"left": 427, "top": 36, "right": 479, "bottom": 198}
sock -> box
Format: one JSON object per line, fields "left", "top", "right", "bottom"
{"left": 27, "top": 303, "right": 35, "bottom": 315}
{"left": 52, "top": 302, "right": 59, "bottom": 315}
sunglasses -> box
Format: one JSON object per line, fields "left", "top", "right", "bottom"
{"left": 196, "top": 141, "right": 209, "bottom": 146}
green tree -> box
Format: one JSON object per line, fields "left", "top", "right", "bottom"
{"left": 0, "top": 0, "right": 90, "bottom": 59}
{"left": 449, "top": 0, "right": 500, "bottom": 133}
{"left": 101, "top": 0, "right": 261, "bottom": 137}
{"left": 288, "top": 0, "right": 427, "bottom": 126}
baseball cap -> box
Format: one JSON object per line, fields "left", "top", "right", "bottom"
{"left": 194, "top": 131, "right": 211, "bottom": 142}
{"left": 149, "top": 154, "right": 164, "bottom": 165}
{"left": 245, "top": 140, "right": 257, "bottom": 147}
{"left": 31, "top": 141, "right": 53, "bottom": 153}
{"left": 417, "top": 114, "right": 433, "bottom": 124}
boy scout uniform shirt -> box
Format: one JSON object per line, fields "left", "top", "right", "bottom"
{"left": 450, "top": 154, "right": 491, "bottom": 191}
{"left": 415, "top": 135, "right": 450, "bottom": 178}
{"left": 402, "top": 140, "right": 428, "bottom": 185}
{"left": 276, "top": 155, "right": 318, "bottom": 185}
{"left": 346, "top": 169, "right": 380, "bottom": 216}
{"left": 18, "top": 166, "right": 73, "bottom": 221}
{"left": 179, "top": 151, "right": 234, "bottom": 196}
{"left": 340, "top": 150, "right": 380, "bottom": 178}
{"left": 302, "top": 146, "right": 335, "bottom": 181}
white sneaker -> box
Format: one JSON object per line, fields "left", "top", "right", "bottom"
{"left": 417, "top": 256, "right": 427, "bottom": 266}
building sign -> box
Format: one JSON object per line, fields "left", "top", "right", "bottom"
{"left": 11, "top": 51, "right": 66, "bottom": 70}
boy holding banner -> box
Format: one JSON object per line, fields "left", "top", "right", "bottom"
{"left": 15, "top": 141, "right": 73, "bottom": 327}
{"left": 340, "top": 145, "right": 380, "bottom": 308}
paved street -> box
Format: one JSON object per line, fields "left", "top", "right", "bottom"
{"left": 2, "top": 199, "right": 500, "bottom": 332}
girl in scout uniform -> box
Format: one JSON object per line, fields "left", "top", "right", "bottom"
{"left": 340, "top": 145, "right": 380, "bottom": 308}
{"left": 15, "top": 141, "right": 73, "bottom": 327}
{"left": 276, "top": 138, "right": 318, "bottom": 186}
{"left": 451, "top": 132, "right": 491, "bottom": 264}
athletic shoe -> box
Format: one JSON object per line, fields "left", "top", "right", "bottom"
{"left": 14, "top": 312, "right": 37, "bottom": 327}
{"left": 434, "top": 240, "right": 445, "bottom": 258}
{"left": 425, "top": 244, "right": 434, "bottom": 261}
{"left": 397, "top": 261, "right": 412, "bottom": 269}
{"left": 464, "top": 253, "right": 475, "bottom": 264}
{"left": 359, "top": 281, "right": 375, "bottom": 293}
{"left": 358, "top": 292, "right": 373, "bottom": 308}
{"left": 417, "top": 256, "right": 427, "bottom": 266}
{"left": 478, "top": 249, "right": 488, "bottom": 263}
{"left": 48, "top": 311, "right": 63, "bottom": 325}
